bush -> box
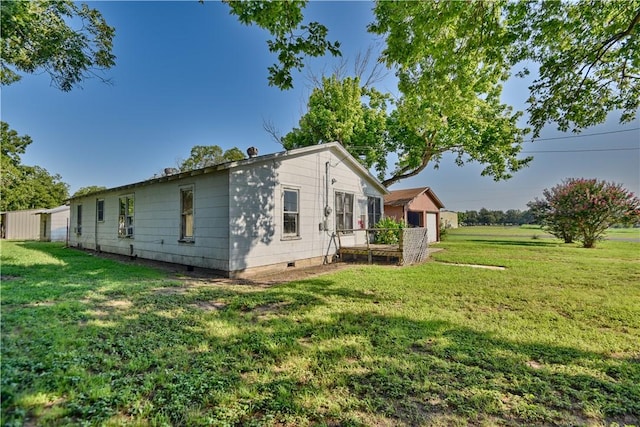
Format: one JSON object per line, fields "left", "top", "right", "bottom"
{"left": 527, "top": 178, "right": 640, "bottom": 248}
{"left": 439, "top": 220, "right": 450, "bottom": 241}
{"left": 373, "top": 217, "right": 405, "bottom": 244}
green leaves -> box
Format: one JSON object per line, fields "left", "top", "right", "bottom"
{"left": 0, "top": 122, "right": 69, "bottom": 211}
{"left": 507, "top": 0, "right": 640, "bottom": 136}
{"left": 282, "top": 76, "right": 390, "bottom": 180}
{"left": 528, "top": 178, "right": 640, "bottom": 247}
{"left": 178, "top": 144, "right": 246, "bottom": 172}
{"left": 223, "top": 0, "right": 340, "bottom": 90}
{"left": 1, "top": 0, "right": 115, "bottom": 91}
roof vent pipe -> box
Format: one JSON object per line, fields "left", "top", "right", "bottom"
{"left": 247, "top": 147, "right": 259, "bottom": 158}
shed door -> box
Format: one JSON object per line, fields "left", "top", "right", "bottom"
{"left": 426, "top": 213, "right": 438, "bottom": 243}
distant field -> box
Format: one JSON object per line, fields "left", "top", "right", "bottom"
{"left": 1, "top": 237, "right": 639, "bottom": 426}
{"left": 450, "top": 225, "right": 640, "bottom": 240}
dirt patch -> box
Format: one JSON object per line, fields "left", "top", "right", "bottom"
{"left": 439, "top": 262, "right": 506, "bottom": 270}
{"left": 190, "top": 301, "right": 227, "bottom": 311}
{"left": 73, "top": 246, "right": 353, "bottom": 286}
{"left": 104, "top": 299, "right": 133, "bottom": 310}
{"left": 526, "top": 360, "right": 543, "bottom": 370}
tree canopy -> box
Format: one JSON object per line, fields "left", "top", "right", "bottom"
{"left": 0, "top": 0, "right": 115, "bottom": 91}
{"left": 235, "top": 0, "right": 639, "bottom": 134}
{"left": 222, "top": 0, "right": 341, "bottom": 90}
{"left": 72, "top": 186, "right": 108, "bottom": 198}
{"left": 178, "top": 145, "right": 246, "bottom": 172}
{"left": 1, "top": 122, "right": 69, "bottom": 211}
{"left": 238, "top": 1, "right": 639, "bottom": 186}
{"left": 281, "top": 71, "right": 529, "bottom": 187}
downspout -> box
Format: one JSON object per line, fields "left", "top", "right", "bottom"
{"left": 325, "top": 161, "right": 330, "bottom": 217}
{"left": 323, "top": 160, "right": 336, "bottom": 264}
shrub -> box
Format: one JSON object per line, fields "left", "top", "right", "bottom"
{"left": 373, "top": 217, "right": 405, "bottom": 244}
{"left": 527, "top": 178, "right": 640, "bottom": 248}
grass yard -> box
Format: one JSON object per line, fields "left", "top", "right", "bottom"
{"left": 1, "top": 234, "right": 639, "bottom": 426}
{"left": 447, "top": 225, "right": 640, "bottom": 241}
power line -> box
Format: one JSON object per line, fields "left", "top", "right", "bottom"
{"left": 526, "top": 127, "right": 639, "bottom": 142}
{"left": 522, "top": 147, "right": 639, "bottom": 153}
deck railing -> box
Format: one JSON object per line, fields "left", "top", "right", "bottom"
{"left": 335, "top": 227, "right": 429, "bottom": 265}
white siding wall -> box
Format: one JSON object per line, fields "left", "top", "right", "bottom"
{"left": 228, "top": 149, "right": 385, "bottom": 272}
{"left": 68, "top": 144, "right": 386, "bottom": 275}
{"left": 70, "top": 172, "right": 231, "bottom": 271}
{"left": 40, "top": 208, "right": 70, "bottom": 242}
{"left": 50, "top": 210, "right": 69, "bottom": 242}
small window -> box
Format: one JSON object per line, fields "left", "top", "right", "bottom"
{"left": 335, "top": 192, "right": 354, "bottom": 233}
{"left": 283, "top": 188, "right": 299, "bottom": 237}
{"left": 118, "top": 195, "right": 134, "bottom": 238}
{"left": 76, "top": 205, "right": 82, "bottom": 235}
{"left": 96, "top": 199, "right": 105, "bottom": 222}
{"left": 180, "top": 187, "right": 194, "bottom": 241}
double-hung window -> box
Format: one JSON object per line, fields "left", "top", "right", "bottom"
{"left": 76, "top": 205, "right": 82, "bottom": 235}
{"left": 118, "top": 195, "right": 134, "bottom": 238}
{"left": 283, "top": 188, "right": 299, "bottom": 238}
{"left": 96, "top": 199, "right": 105, "bottom": 222}
{"left": 367, "top": 196, "right": 382, "bottom": 228}
{"left": 335, "top": 191, "right": 354, "bottom": 233}
{"left": 180, "top": 187, "right": 194, "bottom": 241}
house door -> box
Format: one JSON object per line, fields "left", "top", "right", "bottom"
{"left": 407, "top": 211, "right": 423, "bottom": 227}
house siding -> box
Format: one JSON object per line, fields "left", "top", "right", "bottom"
{"left": 226, "top": 149, "right": 385, "bottom": 274}
{"left": 39, "top": 206, "right": 70, "bottom": 242}
{"left": 68, "top": 143, "right": 387, "bottom": 276}
{"left": 70, "top": 172, "right": 231, "bottom": 271}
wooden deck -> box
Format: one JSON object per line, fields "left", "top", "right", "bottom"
{"left": 339, "top": 243, "right": 403, "bottom": 263}
{"left": 336, "top": 228, "right": 429, "bottom": 265}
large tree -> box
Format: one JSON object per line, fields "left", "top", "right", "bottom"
{"left": 528, "top": 178, "right": 640, "bottom": 248}
{"left": 281, "top": 71, "right": 528, "bottom": 187}
{"left": 233, "top": 0, "right": 639, "bottom": 133}
{"left": 1, "top": 0, "right": 115, "bottom": 91}
{"left": 281, "top": 76, "right": 391, "bottom": 181}
{"left": 236, "top": 1, "right": 638, "bottom": 185}
{"left": 1, "top": 122, "right": 69, "bottom": 211}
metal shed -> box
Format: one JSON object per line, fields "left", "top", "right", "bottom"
{"left": 0, "top": 209, "right": 42, "bottom": 240}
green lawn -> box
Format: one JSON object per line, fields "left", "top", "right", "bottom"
{"left": 1, "top": 236, "right": 639, "bottom": 426}
{"left": 448, "top": 225, "right": 640, "bottom": 240}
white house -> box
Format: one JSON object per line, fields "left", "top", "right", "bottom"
{"left": 68, "top": 143, "right": 388, "bottom": 277}
{"left": 37, "top": 205, "right": 70, "bottom": 242}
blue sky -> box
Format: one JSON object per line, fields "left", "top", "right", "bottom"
{"left": 2, "top": 1, "right": 639, "bottom": 212}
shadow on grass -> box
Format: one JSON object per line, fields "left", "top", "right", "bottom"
{"left": 2, "top": 242, "right": 639, "bottom": 426}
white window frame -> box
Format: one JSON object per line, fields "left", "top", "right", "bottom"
{"left": 367, "top": 196, "right": 382, "bottom": 228}
{"left": 282, "top": 186, "right": 300, "bottom": 239}
{"left": 96, "top": 199, "right": 105, "bottom": 222}
{"left": 180, "top": 185, "right": 195, "bottom": 242}
{"left": 118, "top": 195, "right": 134, "bottom": 238}
{"left": 335, "top": 191, "right": 354, "bottom": 234}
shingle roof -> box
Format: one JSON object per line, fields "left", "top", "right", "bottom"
{"left": 384, "top": 187, "right": 444, "bottom": 209}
